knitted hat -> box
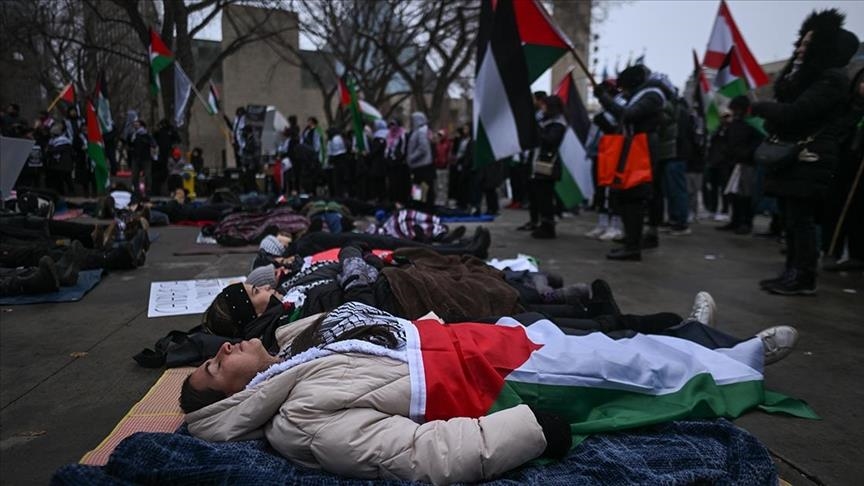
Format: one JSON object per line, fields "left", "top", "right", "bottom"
{"left": 246, "top": 264, "right": 277, "bottom": 289}
{"left": 259, "top": 235, "right": 286, "bottom": 257}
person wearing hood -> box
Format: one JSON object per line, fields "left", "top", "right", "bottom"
{"left": 518, "top": 95, "right": 567, "bottom": 238}
{"left": 406, "top": 112, "right": 435, "bottom": 209}
{"left": 595, "top": 65, "right": 667, "bottom": 261}
{"left": 752, "top": 9, "right": 859, "bottom": 295}
{"left": 327, "top": 127, "right": 349, "bottom": 198}
{"left": 45, "top": 123, "right": 75, "bottom": 195}
{"left": 368, "top": 119, "right": 389, "bottom": 202}
{"left": 384, "top": 119, "right": 409, "bottom": 204}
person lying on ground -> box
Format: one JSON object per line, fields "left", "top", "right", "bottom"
{"left": 148, "top": 188, "right": 235, "bottom": 225}
{"left": 181, "top": 301, "right": 803, "bottom": 484}
{"left": 366, "top": 207, "right": 466, "bottom": 244}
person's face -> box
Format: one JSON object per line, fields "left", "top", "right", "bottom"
{"left": 188, "top": 339, "right": 276, "bottom": 396}
{"left": 538, "top": 100, "right": 548, "bottom": 114}
{"left": 796, "top": 31, "right": 813, "bottom": 62}
{"left": 243, "top": 283, "right": 276, "bottom": 315}
{"left": 133, "top": 120, "right": 141, "bottom": 129}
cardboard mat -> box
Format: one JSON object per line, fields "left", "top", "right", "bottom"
{"left": 79, "top": 367, "right": 193, "bottom": 466}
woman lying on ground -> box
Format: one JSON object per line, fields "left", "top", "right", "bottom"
{"left": 181, "top": 300, "right": 804, "bottom": 484}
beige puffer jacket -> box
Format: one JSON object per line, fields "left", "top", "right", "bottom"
{"left": 186, "top": 313, "right": 547, "bottom": 484}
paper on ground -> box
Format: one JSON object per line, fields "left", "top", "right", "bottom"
{"left": 148, "top": 276, "right": 245, "bottom": 317}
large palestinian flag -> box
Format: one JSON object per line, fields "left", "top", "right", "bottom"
{"left": 85, "top": 100, "right": 110, "bottom": 194}
{"left": 149, "top": 28, "right": 175, "bottom": 95}
{"left": 704, "top": 0, "right": 768, "bottom": 88}
{"left": 553, "top": 71, "right": 593, "bottom": 208}
{"left": 405, "top": 317, "right": 817, "bottom": 446}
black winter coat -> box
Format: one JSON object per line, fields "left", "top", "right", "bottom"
{"left": 532, "top": 116, "right": 566, "bottom": 181}
{"left": 752, "top": 67, "right": 850, "bottom": 199}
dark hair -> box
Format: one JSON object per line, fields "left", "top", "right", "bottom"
{"left": 533, "top": 91, "right": 548, "bottom": 100}
{"left": 179, "top": 374, "right": 227, "bottom": 413}
{"left": 729, "top": 95, "right": 751, "bottom": 111}
{"left": 307, "top": 117, "right": 318, "bottom": 125}
{"left": 202, "top": 293, "right": 242, "bottom": 337}
{"left": 542, "top": 95, "right": 564, "bottom": 118}
{"left": 617, "top": 65, "right": 649, "bottom": 91}
{"left": 288, "top": 313, "right": 401, "bottom": 357}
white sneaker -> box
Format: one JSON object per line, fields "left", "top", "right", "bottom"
{"left": 585, "top": 226, "right": 608, "bottom": 239}
{"left": 598, "top": 227, "right": 624, "bottom": 241}
{"left": 714, "top": 212, "right": 730, "bottom": 222}
{"left": 757, "top": 326, "right": 799, "bottom": 365}
{"left": 687, "top": 291, "right": 716, "bottom": 327}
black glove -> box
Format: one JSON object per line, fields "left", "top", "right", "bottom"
{"left": 529, "top": 407, "right": 572, "bottom": 459}
{"left": 593, "top": 84, "right": 607, "bottom": 99}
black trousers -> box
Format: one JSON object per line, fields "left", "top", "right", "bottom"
{"left": 411, "top": 165, "right": 437, "bottom": 210}
{"left": 387, "top": 165, "right": 410, "bottom": 204}
{"left": 617, "top": 193, "right": 646, "bottom": 251}
{"left": 703, "top": 165, "right": 731, "bottom": 214}
{"left": 647, "top": 161, "right": 666, "bottom": 227}
{"left": 0, "top": 215, "right": 97, "bottom": 248}
{"left": 529, "top": 179, "right": 556, "bottom": 225}
{"left": 783, "top": 197, "right": 819, "bottom": 274}
{"left": 731, "top": 195, "right": 754, "bottom": 228}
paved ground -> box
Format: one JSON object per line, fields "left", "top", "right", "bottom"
{"left": 1, "top": 208, "right": 862, "bottom": 485}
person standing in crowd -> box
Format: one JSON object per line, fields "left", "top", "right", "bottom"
{"left": 232, "top": 107, "right": 247, "bottom": 163}
{"left": 645, "top": 73, "right": 680, "bottom": 244}
{"left": 823, "top": 67, "right": 864, "bottom": 272}
{"left": 433, "top": 129, "right": 452, "bottom": 206}
{"left": 129, "top": 120, "right": 154, "bottom": 196}
{"left": 715, "top": 96, "right": 764, "bottom": 235}
{"left": 1, "top": 103, "right": 25, "bottom": 136}
{"left": 585, "top": 82, "right": 626, "bottom": 241}
{"left": 703, "top": 112, "right": 732, "bottom": 221}
{"left": 595, "top": 65, "right": 667, "bottom": 261}
{"left": 664, "top": 97, "right": 697, "bottom": 235}
{"left": 384, "top": 119, "right": 408, "bottom": 204}
{"left": 45, "top": 123, "right": 75, "bottom": 195}
{"left": 153, "top": 119, "right": 181, "bottom": 196}
{"left": 327, "top": 127, "right": 349, "bottom": 198}
{"left": 240, "top": 125, "right": 261, "bottom": 193}
{"left": 63, "top": 107, "right": 87, "bottom": 196}
{"left": 452, "top": 123, "right": 474, "bottom": 210}
{"left": 685, "top": 104, "right": 706, "bottom": 224}
{"left": 753, "top": 9, "right": 858, "bottom": 295}
{"left": 522, "top": 95, "right": 566, "bottom": 239}
{"left": 301, "top": 117, "right": 323, "bottom": 163}
{"left": 190, "top": 147, "right": 205, "bottom": 175}
{"left": 406, "top": 112, "right": 435, "bottom": 210}
{"left": 367, "top": 119, "right": 389, "bottom": 203}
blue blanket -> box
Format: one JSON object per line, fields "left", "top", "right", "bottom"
{"left": 439, "top": 214, "right": 496, "bottom": 223}
{"left": 0, "top": 269, "right": 103, "bottom": 305}
{"left": 52, "top": 419, "right": 776, "bottom": 485}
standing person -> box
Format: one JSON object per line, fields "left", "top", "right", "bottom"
{"left": 384, "top": 119, "right": 409, "bottom": 205}
{"left": 453, "top": 123, "right": 474, "bottom": 210}
{"left": 664, "top": 97, "right": 697, "bottom": 235}
{"left": 823, "top": 68, "right": 864, "bottom": 272}
{"left": 232, "top": 107, "right": 247, "bottom": 163}
{"left": 63, "top": 107, "right": 87, "bottom": 196}
{"left": 753, "top": 9, "right": 859, "bottom": 295}
{"left": 0, "top": 103, "right": 23, "bottom": 136}
{"left": 406, "top": 112, "right": 435, "bottom": 210}
{"left": 703, "top": 113, "right": 732, "bottom": 220}
{"left": 685, "top": 104, "right": 706, "bottom": 224}
{"left": 585, "top": 84, "right": 626, "bottom": 241}
{"left": 716, "top": 96, "right": 764, "bottom": 235}
{"left": 190, "top": 147, "right": 205, "bottom": 174}
{"left": 327, "top": 127, "right": 348, "bottom": 198}
{"left": 525, "top": 95, "right": 567, "bottom": 239}
{"left": 45, "top": 124, "right": 75, "bottom": 196}
{"left": 240, "top": 125, "right": 261, "bottom": 193}
{"left": 595, "top": 65, "right": 667, "bottom": 261}
{"left": 301, "top": 117, "right": 323, "bottom": 162}
{"left": 433, "top": 129, "right": 452, "bottom": 206}
{"left": 646, "top": 74, "right": 680, "bottom": 245}
{"left": 367, "top": 120, "right": 389, "bottom": 203}
{"left": 129, "top": 120, "right": 154, "bottom": 197}
{"left": 153, "top": 119, "right": 181, "bottom": 196}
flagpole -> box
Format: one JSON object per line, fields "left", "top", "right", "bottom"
{"left": 46, "top": 85, "right": 70, "bottom": 113}
{"left": 828, "top": 155, "right": 864, "bottom": 256}
{"left": 568, "top": 46, "right": 598, "bottom": 89}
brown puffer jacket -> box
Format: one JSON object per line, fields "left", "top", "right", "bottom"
{"left": 186, "top": 313, "right": 546, "bottom": 484}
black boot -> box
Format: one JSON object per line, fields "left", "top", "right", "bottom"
{"left": 531, "top": 222, "right": 556, "bottom": 239}
{"left": 587, "top": 279, "right": 621, "bottom": 316}
{"left": 437, "top": 226, "right": 466, "bottom": 243}
{"left": 54, "top": 240, "right": 86, "bottom": 286}
{"left": 767, "top": 269, "right": 817, "bottom": 296}
{"left": 606, "top": 248, "right": 642, "bottom": 261}
{"left": 18, "top": 256, "right": 60, "bottom": 294}
{"left": 466, "top": 227, "right": 491, "bottom": 259}
{"left": 103, "top": 243, "right": 138, "bottom": 270}
{"left": 759, "top": 268, "right": 794, "bottom": 289}
{"left": 516, "top": 221, "right": 537, "bottom": 231}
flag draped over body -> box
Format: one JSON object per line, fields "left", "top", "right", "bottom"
{"left": 553, "top": 72, "right": 593, "bottom": 207}
{"left": 149, "top": 28, "right": 174, "bottom": 95}
{"left": 473, "top": 0, "right": 538, "bottom": 168}
{"left": 404, "top": 318, "right": 817, "bottom": 447}
{"left": 85, "top": 100, "right": 109, "bottom": 194}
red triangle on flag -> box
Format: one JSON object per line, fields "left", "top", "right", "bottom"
{"left": 59, "top": 83, "right": 75, "bottom": 104}
{"left": 513, "top": 0, "right": 571, "bottom": 49}
{"left": 149, "top": 27, "right": 174, "bottom": 58}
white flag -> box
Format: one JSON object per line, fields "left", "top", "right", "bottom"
{"left": 174, "top": 64, "right": 193, "bottom": 127}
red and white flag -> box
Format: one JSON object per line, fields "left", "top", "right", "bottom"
{"left": 703, "top": 0, "right": 768, "bottom": 88}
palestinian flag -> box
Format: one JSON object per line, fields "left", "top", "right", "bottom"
{"left": 513, "top": 0, "right": 572, "bottom": 83}
{"left": 206, "top": 81, "right": 221, "bottom": 115}
{"left": 85, "top": 100, "right": 110, "bottom": 194}
{"left": 553, "top": 71, "right": 593, "bottom": 208}
{"left": 48, "top": 83, "right": 76, "bottom": 112}
{"left": 714, "top": 46, "right": 748, "bottom": 98}
{"left": 149, "top": 27, "right": 174, "bottom": 95}
{"left": 94, "top": 72, "right": 114, "bottom": 133}
{"left": 173, "top": 63, "right": 193, "bottom": 127}
{"left": 473, "top": 0, "right": 538, "bottom": 168}
{"left": 704, "top": 0, "right": 768, "bottom": 88}
{"left": 358, "top": 100, "right": 382, "bottom": 121}
{"left": 338, "top": 76, "right": 368, "bottom": 151}
{"left": 692, "top": 49, "right": 721, "bottom": 133}
{"left": 405, "top": 318, "right": 817, "bottom": 446}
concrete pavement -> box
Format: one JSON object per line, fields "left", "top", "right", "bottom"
{"left": 1, "top": 209, "right": 861, "bottom": 485}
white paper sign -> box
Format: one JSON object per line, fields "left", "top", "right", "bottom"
{"left": 147, "top": 276, "right": 246, "bottom": 318}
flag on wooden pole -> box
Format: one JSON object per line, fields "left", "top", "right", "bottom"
{"left": 149, "top": 28, "right": 174, "bottom": 95}
{"left": 704, "top": 0, "right": 768, "bottom": 88}
{"left": 85, "top": 100, "right": 109, "bottom": 194}
{"left": 47, "top": 83, "right": 75, "bottom": 112}
{"left": 93, "top": 72, "right": 114, "bottom": 133}
{"left": 553, "top": 70, "right": 593, "bottom": 208}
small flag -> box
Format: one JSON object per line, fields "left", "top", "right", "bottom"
{"left": 47, "top": 83, "right": 76, "bottom": 112}
{"left": 704, "top": 0, "right": 768, "bottom": 88}
{"left": 206, "top": 81, "right": 221, "bottom": 115}
{"left": 173, "top": 64, "right": 193, "bottom": 127}
{"left": 553, "top": 71, "right": 593, "bottom": 208}
{"left": 149, "top": 27, "right": 174, "bottom": 95}
{"left": 692, "top": 49, "right": 721, "bottom": 133}
{"left": 338, "top": 76, "right": 367, "bottom": 151}
{"left": 94, "top": 72, "right": 114, "bottom": 133}
{"left": 85, "top": 100, "right": 109, "bottom": 194}
{"left": 714, "top": 46, "right": 749, "bottom": 98}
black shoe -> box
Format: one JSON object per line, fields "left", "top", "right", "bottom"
{"left": 767, "top": 271, "right": 817, "bottom": 296}
{"left": 547, "top": 284, "right": 590, "bottom": 306}
{"left": 468, "top": 227, "right": 491, "bottom": 259}
{"left": 589, "top": 279, "right": 620, "bottom": 316}
{"left": 641, "top": 234, "right": 659, "bottom": 249}
{"left": 606, "top": 248, "right": 642, "bottom": 261}
{"left": 545, "top": 273, "right": 564, "bottom": 289}
{"left": 734, "top": 225, "right": 752, "bottom": 235}
{"left": 823, "top": 259, "right": 864, "bottom": 272}
{"left": 531, "top": 224, "right": 556, "bottom": 239}
{"left": 55, "top": 240, "right": 85, "bottom": 286}
{"left": 759, "top": 269, "right": 794, "bottom": 289}
{"left": 516, "top": 221, "right": 537, "bottom": 231}
{"left": 438, "top": 225, "right": 466, "bottom": 243}
{"left": 715, "top": 223, "right": 738, "bottom": 232}
{"left": 130, "top": 230, "right": 148, "bottom": 266}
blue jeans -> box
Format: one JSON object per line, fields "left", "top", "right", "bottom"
{"left": 664, "top": 160, "right": 688, "bottom": 225}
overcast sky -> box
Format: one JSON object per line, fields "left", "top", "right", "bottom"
{"left": 591, "top": 0, "right": 864, "bottom": 89}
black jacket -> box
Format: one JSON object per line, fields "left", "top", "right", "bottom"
{"left": 532, "top": 115, "right": 566, "bottom": 181}
{"left": 725, "top": 118, "right": 763, "bottom": 167}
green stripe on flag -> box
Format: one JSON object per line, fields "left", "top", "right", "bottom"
{"left": 474, "top": 122, "right": 495, "bottom": 169}
{"left": 718, "top": 78, "right": 748, "bottom": 98}
{"left": 555, "top": 164, "right": 583, "bottom": 209}
{"left": 489, "top": 373, "right": 816, "bottom": 447}
{"left": 523, "top": 44, "right": 568, "bottom": 83}
{"left": 88, "top": 141, "right": 109, "bottom": 195}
